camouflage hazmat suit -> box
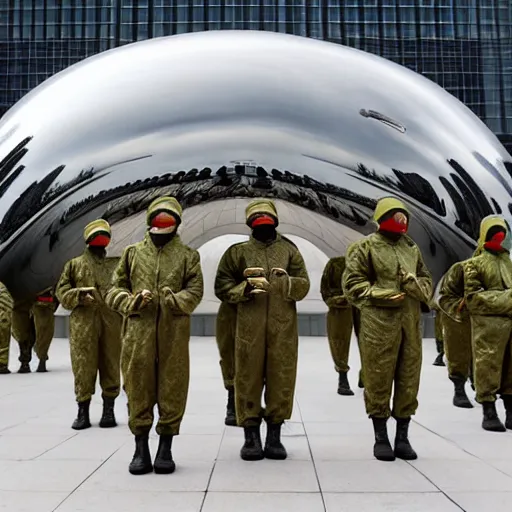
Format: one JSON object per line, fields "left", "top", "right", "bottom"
{"left": 12, "top": 299, "right": 36, "bottom": 372}
{"left": 215, "top": 232, "right": 310, "bottom": 428}
{"left": 31, "top": 288, "right": 59, "bottom": 371}
{"left": 463, "top": 216, "right": 512, "bottom": 430}
{"left": 56, "top": 250, "right": 122, "bottom": 403}
{"left": 107, "top": 233, "right": 203, "bottom": 437}
{"left": 438, "top": 261, "right": 473, "bottom": 408}
{"left": 343, "top": 197, "right": 432, "bottom": 461}
{"left": 320, "top": 256, "right": 360, "bottom": 395}
{"left": 216, "top": 300, "right": 237, "bottom": 390}
{"left": 439, "top": 262, "right": 473, "bottom": 382}
{"left": 215, "top": 282, "right": 238, "bottom": 426}
{"left": 0, "top": 282, "right": 13, "bottom": 373}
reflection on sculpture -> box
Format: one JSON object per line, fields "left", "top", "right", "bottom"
{"left": 0, "top": 30, "right": 510, "bottom": 300}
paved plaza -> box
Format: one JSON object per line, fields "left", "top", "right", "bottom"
{"left": 1, "top": 336, "right": 512, "bottom": 512}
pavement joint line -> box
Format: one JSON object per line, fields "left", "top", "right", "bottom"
{"left": 199, "top": 419, "right": 227, "bottom": 511}
{"left": 31, "top": 432, "right": 79, "bottom": 461}
{"left": 51, "top": 444, "right": 126, "bottom": 512}
{"left": 405, "top": 460, "right": 466, "bottom": 511}
{"left": 297, "top": 398, "right": 327, "bottom": 512}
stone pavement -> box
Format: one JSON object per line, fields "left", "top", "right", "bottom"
{"left": 1, "top": 337, "right": 511, "bottom": 512}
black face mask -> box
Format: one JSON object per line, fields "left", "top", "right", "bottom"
{"left": 150, "top": 232, "right": 175, "bottom": 247}
{"left": 252, "top": 225, "right": 277, "bottom": 243}
{"left": 378, "top": 230, "right": 402, "bottom": 242}
{"left": 87, "top": 246, "right": 107, "bottom": 257}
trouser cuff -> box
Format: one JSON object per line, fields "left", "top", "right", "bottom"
{"left": 156, "top": 424, "right": 180, "bottom": 436}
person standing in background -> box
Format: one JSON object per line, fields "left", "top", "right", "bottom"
{"left": 463, "top": 216, "right": 512, "bottom": 432}
{"left": 56, "top": 219, "right": 122, "bottom": 432}
{"left": 215, "top": 298, "right": 238, "bottom": 426}
{"left": 0, "top": 282, "right": 13, "bottom": 374}
{"left": 31, "top": 287, "right": 59, "bottom": 373}
{"left": 11, "top": 299, "right": 35, "bottom": 373}
{"left": 321, "top": 256, "right": 357, "bottom": 396}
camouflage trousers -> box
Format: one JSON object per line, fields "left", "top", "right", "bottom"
{"left": 215, "top": 302, "right": 237, "bottom": 389}
{"left": 443, "top": 315, "right": 472, "bottom": 381}
{"left": 32, "top": 306, "right": 55, "bottom": 362}
{"left": 471, "top": 315, "right": 512, "bottom": 403}
{"left": 434, "top": 311, "right": 444, "bottom": 343}
{"left": 359, "top": 301, "right": 422, "bottom": 419}
{"left": 69, "top": 307, "right": 121, "bottom": 403}
{"left": 12, "top": 303, "right": 35, "bottom": 364}
{"left": 327, "top": 307, "right": 353, "bottom": 373}
{"left": 0, "top": 310, "right": 11, "bottom": 368}
{"left": 235, "top": 329, "right": 298, "bottom": 428}
{"left": 122, "top": 312, "right": 191, "bottom": 436}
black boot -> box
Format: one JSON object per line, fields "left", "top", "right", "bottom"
{"left": 71, "top": 400, "right": 91, "bottom": 430}
{"left": 482, "top": 401, "right": 506, "bottom": 432}
{"left": 503, "top": 396, "right": 512, "bottom": 430}
{"left": 358, "top": 370, "right": 364, "bottom": 389}
{"left": 264, "top": 423, "right": 287, "bottom": 460}
{"left": 240, "top": 426, "right": 264, "bottom": 461}
{"left": 99, "top": 397, "right": 117, "bottom": 428}
{"left": 337, "top": 371, "right": 354, "bottom": 396}
{"left": 18, "top": 362, "right": 31, "bottom": 373}
{"left": 394, "top": 418, "right": 417, "bottom": 460}
{"left": 154, "top": 435, "right": 176, "bottom": 474}
{"left": 451, "top": 377, "right": 473, "bottom": 408}
{"left": 371, "top": 417, "right": 395, "bottom": 462}
{"left": 129, "top": 434, "right": 153, "bottom": 475}
{"left": 432, "top": 340, "right": 445, "bottom": 366}
{"left": 225, "top": 387, "right": 237, "bottom": 426}
{"left": 0, "top": 365, "right": 10, "bottom": 374}
{"left": 36, "top": 360, "right": 47, "bottom": 373}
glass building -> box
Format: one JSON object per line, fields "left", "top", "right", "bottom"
{"left": 1, "top": 1, "right": 511, "bottom": 153}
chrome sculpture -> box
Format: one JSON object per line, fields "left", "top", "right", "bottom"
{"left": 0, "top": 30, "right": 510, "bottom": 300}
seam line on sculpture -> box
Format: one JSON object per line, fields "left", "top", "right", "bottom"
{"left": 297, "top": 398, "right": 327, "bottom": 512}
{"left": 198, "top": 423, "right": 226, "bottom": 510}
{"left": 51, "top": 444, "right": 125, "bottom": 511}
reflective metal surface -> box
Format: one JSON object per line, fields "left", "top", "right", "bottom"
{"left": 0, "top": 30, "right": 511, "bottom": 300}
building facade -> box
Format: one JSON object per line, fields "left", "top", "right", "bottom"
{"left": 1, "top": 1, "right": 511, "bottom": 153}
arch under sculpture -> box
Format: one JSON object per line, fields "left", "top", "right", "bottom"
{"left": 0, "top": 30, "right": 510, "bottom": 300}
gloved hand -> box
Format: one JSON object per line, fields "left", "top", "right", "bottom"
{"left": 369, "top": 288, "right": 405, "bottom": 307}
{"left": 331, "top": 295, "right": 349, "bottom": 307}
{"left": 247, "top": 276, "right": 270, "bottom": 294}
{"left": 270, "top": 267, "right": 290, "bottom": 297}
{"left": 162, "top": 286, "right": 179, "bottom": 309}
{"left": 79, "top": 287, "right": 98, "bottom": 306}
{"left": 129, "top": 289, "right": 153, "bottom": 312}
{"left": 400, "top": 270, "right": 429, "bottom": 303}
{"left": 243, "top": 267, "right": 269, "bottom": 295}
{"left": 243, "top": 267, "right": 265, "bottom": 278}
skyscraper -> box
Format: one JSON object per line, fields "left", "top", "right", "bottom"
{"left": 1, "top": 1, "right": 510, "bottom": 154}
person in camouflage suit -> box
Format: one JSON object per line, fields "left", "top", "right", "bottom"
{"left": 215, "top": 199, "right": 310, "bottom": 462}
{"left": 343, "top": 197, "right": 432, "bottom": 462}
{"left": 56, "top": 219, "right": 122, "bottom": 432}
{"left": 463, "top": 215, "right": 512, "bottom": 432}
{"left": 215, "top": 298, "right": 238, "bottom": 426}
{"left": 0, "top": 282, "right": 13, "bottom": 374}
{"left": 31, "top": 287, "right": 59, "bottom": 373}
{"left": 432, "top": 305, "right": 446, "bottom": 367}
{"left": 11, "top": 299, "right": 36, "bottom": 373}
{"left": 321, "top": 256, "right": 358, "bottom": 396}
{"left": 438, "top": 262, "right": 473, "bottom": 408}
{"left": 107, "top": 197, "right": 203, "bottom": 476}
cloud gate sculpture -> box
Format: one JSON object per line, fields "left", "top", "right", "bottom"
{"left": 0, "top": 30, "right": 511, "bottom": 301}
